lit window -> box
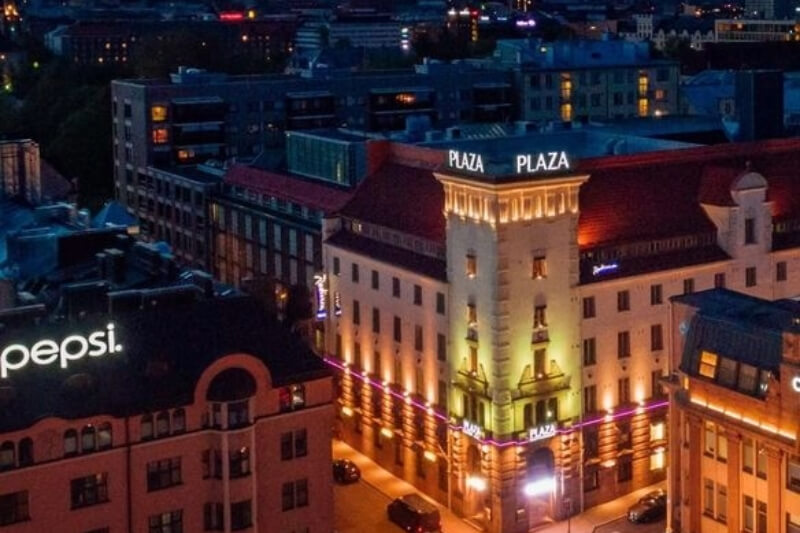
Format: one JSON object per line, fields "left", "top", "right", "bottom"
{"left": 650, "top": 449, "right": 665, "bottom": 470}
{"left": 177, "top": 149, "right": 194, "bottom": 161}
{"left": 151, "top": 105, "right": 167, "bottom": 122}
{"left": 699, "top": 350, "right": 718, "bottom": 379}
{"left": 395, "top": 93, "right": 416, "bottom": 105}
{"left": 532, "top": 256, "right": 547, "bottom": 279}
{"left": 650, "top": 421, "right": 665, "bottom": 441}
{"left": 152, "top": 128, "right": 168, "bottom": 144}
{"left": 466, "top": 253, "right": 476, "bottom": 278}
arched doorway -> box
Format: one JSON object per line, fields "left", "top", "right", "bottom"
{"left": 464, "top": 444, "right": 490, "bottom": 526}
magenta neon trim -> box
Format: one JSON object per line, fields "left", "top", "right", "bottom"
{"left": 324, "top": 356, "right": 668, "bottom": 448}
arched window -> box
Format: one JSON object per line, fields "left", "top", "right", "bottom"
{"left": 18, "top": 438, "right": 33, "bottom": 467}
{"left": 81, "top": 425, "right": 96, "bottom": 452}
{"left": 141, "top": 414, "right": 153, "bottom": 440}
{"left": 64, "top": 429, "right": 78, "bottom": 456}
{"left": 172, "top": 409, "right": 186, "bottom": 434}
{"left": 156, "top": 411, "right": 170, "bottom": 437}
{"left": 0, "top": 441, "right": 15, "bottom": 470}
{"left": 98, "top": 423, "right": 112, "bottom": 450}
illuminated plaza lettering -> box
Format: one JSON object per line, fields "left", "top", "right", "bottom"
{"left": 463, "top": 420, "right": 485, "bottom": 439}
{"left": 528, "top": 423, "right": 557, "bottom": 442}
{"left": 792, "top": 376, "right": 800, "bottom": 393}
{"left": 448, "top": 150, "right": 485, "bottom": 173}
{"left": 0, "top": 324, "right": 121, "bottom": 378}
{"left": 592, "top": 262, "right": 620, "bottom": 276}
{"left": 516, "top": 152, "right": 570, "bottom": 174}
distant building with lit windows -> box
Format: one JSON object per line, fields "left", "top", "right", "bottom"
{"left": 321, "top": 138, "right": 800, "bottom": 533}
{"left": 666, "top": 289, "right": 800, "bottom": 533}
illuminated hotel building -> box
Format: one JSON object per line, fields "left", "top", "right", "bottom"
{"left": 0, "top": 292, "right": 333, "bottom": 533}
{"left": 322, "top": 138, "right": 800, "bottom": 533}
{"left": 667, "top": 289, "right": 800, "bottom": 533}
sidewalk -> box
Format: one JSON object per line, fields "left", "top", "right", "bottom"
{"left": 333, "top": 439, "right": 664, "bottom": 533}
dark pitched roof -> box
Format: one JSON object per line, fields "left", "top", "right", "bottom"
{"left": 337, "top": 163, "right": 445, "bottom": 243}
{"left": 0, "top": 296, "right": 328, "bottom": 433}
{"left": 224, "top": 165, "right": 353, "bottom": 213}
{"left": 326, "top": 230, "right": 446, "bottom": 281}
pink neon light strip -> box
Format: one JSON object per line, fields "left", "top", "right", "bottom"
{"left": 323, "top": 357, "right": 669, "bottom": 448}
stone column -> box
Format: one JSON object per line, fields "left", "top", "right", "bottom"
{"left": 687, "top": 414, "right": 703, "bottom": 533}
{"left": 764, "top": 444, "right": 783, "bottom": 533}
{"left": 725, "top": 430, "right": 742, "bottom": 533}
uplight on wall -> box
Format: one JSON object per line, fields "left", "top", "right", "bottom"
{"left": 523, "top": 476, "right": 555, "bottom": 497}
{"left": 466, "top": 475, "right": 488, "bottom": 492}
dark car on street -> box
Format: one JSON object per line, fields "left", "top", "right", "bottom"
{"left": 332, "top": 458, "right": 361, "bottom": 484}
{"left": 387, "top": 493, "right": 442, "bottom": 532}
{"left": 627, "top": 489, "right": 667, "bottom": 523}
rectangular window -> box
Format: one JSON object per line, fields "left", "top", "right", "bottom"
{"left": 583, "top": 297, "right": 596, "bottom": 319}
{"left": 351, "top": 263, "right": 359, "bottom": 283}
{"left": 229, "top": 448, "right": 250, "bottom": 478}
{"left": 333, "top": 256, "right": 340, "bottom": 275}
{"left": 714, "top": 272, "right": 726, "bottom": 288}
{"left": 281, "top": 482, "right": 295, "bottom": 511}
{"left": 436, "top": 292, "right": 446, "bottom": 315}
{"left": 718, "top": 431, "right": 728, "bottom": 462}
{"left": 532, "top": 256, "right": 547, "bottom": 279}
{"left": 716, "top": 484, "right": 727, "bottom": 522}
{"left": 618, "top": 377, "right": 630, "bottom": 405}
{"left": 617, "top": 331, "right": 630, "bottom": 359}
{"left": 71, "top": 473, "right": 109, "bottom": 508}
{"left": 743, "top": 496, "right": 754, "bottom": 532}
{"left": 372, "top": 308, "right": 380, "bottom": 334}
{"left": 703, "top": 478, "right": 714, "bottom": 515}
{"left": 281, "top": 432, "right": 293, "bottom": 461}
{"left": 746, "top": 266, "right": 757, "bottom": 287}
{"left": 466, "top": 253, "right": 477, "bottom": 277}
{"left": 437, "top": 334, "right": 446, "bottom": 362}
{"left": 534, "top": 349, "right": 546, "bottom": 378}
{"left": 151, "top": 105, "right": 168, "bottom": 122}
{"left": 352, "top": 300, "right": 360, "bottom": 325}
{"left": 683, "top": 278, "right": 695, "bottom": 294}
{"left": 468, "top": 346, "right": 478, "bottom": 373}
{"left": 651, "top": 324, "right": 663, "bottom": 351}
{"left": 757, "top": 445, "right": 767, "bottom": 479}
{"left": 617, "top": 290, "right": 630, "bottom": 311}
{"left": 393, "top": 316, "right": 402, "bottom": 342}
{"left": 371, "top": 270, "right": 379, "bottom": 290}
{"left": 230, "top": 500, "right": 252, "bottom": 531}
{"left": 652, "top": 370, "right": 663, "bottom": 397}
{"left": 777, "top": 261, "right": 787, "bottom": 282}
{"left": 583, "top": 338, "right": 596, "bottom": 366}
{"left": 650, "top": 284, "right": 662, "bottom": 305}
{"left": 704, "top": 422, "right": 716, "bottom": 456}
{"left": 534, "top": 305, "right": 547, "bottom": 328}
{"left": 149, "top": 510, "right": 182, "bottom": 533}
{"left": 788, "top": 455, "right": 800, "bottom": 492}
{"left": 756, "top": 501, "right": 767, "bottom": 533}
{"left": 0, "top": 491, "right": 28, "bottom": 526}
{"left": 147, "top": 458, "right": 182, "bottom": 491}
{"left": 745, "top": 217, "right": 756, "bottom": 244}
{"left": 414, "top": 325, "right": 423, "bottom": 351}
{"left": 392, "top": 277, "right": 400, "bottom": 298}
{"left": 743, "top": 437, "right": 754, "bottom": 473}
{"left": 413, "top": 285, "right": 422, "bottom": 306}
{"left": 203, "top": 502, "right": 223, "bottom": 531}
{"left": 698, "top": 350, "right": 718, "bottom": 379}
{"left": 583, "top": 385, "right": 597, "bottom": 414}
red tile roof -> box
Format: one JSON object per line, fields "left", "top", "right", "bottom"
{"left": 224, "top": 165, "right": 353, "bottom": 213}
{"left": 338, "top": 162, "right": 445, "bottom": 242}
{"left": 335, "top": 139, "right": 800, "bottom": 251}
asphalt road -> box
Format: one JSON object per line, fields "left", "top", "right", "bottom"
{"left": 334, "top": 479, "right": 400, "bottom": 533}
{"left": 594, "top": 516, "right": 666, "bottom": 533}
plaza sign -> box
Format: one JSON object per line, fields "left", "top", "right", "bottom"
{"left": 463, "top": 419, "right": 485, "bottom": 440}
{"left": 447, "top": 150, "right": 571, "bottom": 176}
{"left": 528, "top": 423, "right": 557, "bottom": 442}
{"left": 0, "top": 323, "right": 122, "bottom": 378}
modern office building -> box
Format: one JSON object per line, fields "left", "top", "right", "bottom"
{"left": 714, "top": 19, "right": 800, "bottom": 42}
{"left": 110, "top": 61, "right": 514, "bottom": 217}
{"left": 666, "top": 289, "right": 800, "bottom": 533}
{"left": 0, "top": 245, "right": 333, "bottom": 533}
{"left": 321, "top": 137, "right": 800, "bottom": 533}
{"left": 295, "top": 17, "right": 402, "bottom": 50}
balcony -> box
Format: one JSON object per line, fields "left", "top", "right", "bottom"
{"left": 454, "top": 360, "right": 490, "bottom": 398}
{"left": 516, "top": 361, "right": 571, "bottom": 399}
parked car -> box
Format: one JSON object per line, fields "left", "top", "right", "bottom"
{"left": 627, "top": 489, "right": 667, "bottom": 523}
{"left": 332, "top": 458, "right": 360, "bottom": 484}
{"left": 387, "top": 493, "right": 442, "bottom": 532}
